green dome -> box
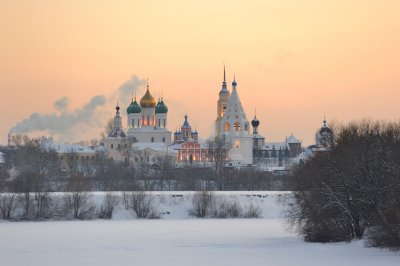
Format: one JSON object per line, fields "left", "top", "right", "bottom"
{"left": 127, "top": 99, "right": 142, "bottom": 114}
{"left": 155, "top": 100, "right": 168, "bottom": 114}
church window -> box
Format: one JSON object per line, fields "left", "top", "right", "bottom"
{"left": 151, "top": 137, "right": 154, "bottom": 142}
{"left": 137, "top": 119, "right": 140, "bottom": 127}
{"left": 147, "top": 116, "right": 150, "bottom": 125}
{"left": 163, "top": 119, "right": 166, "bottom": 127}
{"left": 162, "top": 137, "right": 165, "bottom": 142}
{"left": 152, "top": 157, "right": 155, "bottom": 162}
{"left": 158, "top": 119, "right": 161, "bottom": 127}
{"left": 60, "top": 156, "right": 63, "bottom": 160}
{"left": 234, "top": 122, "right": 241, "bottom": 131}
{"left": 132, "top": 119, "right": 134, "bottom": 127}
{"left": 224, "top": 122, "right": 230, "bottom": 132}
{"left": 111, "top": 144, "right": 114, "bottom": 149}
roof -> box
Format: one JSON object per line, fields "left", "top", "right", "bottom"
{"left": 107, "top": 128, "right": 127, "bottom": 138}
{"left": 264, "top": 142, "right": 287, "bottom": 150}
{"left": 287, "top": 134, "right": 300, "bottom": 144}
{"left": 54, "top": 144, "right": 96, "bottom": 154}
{"left": 132, "top": 143, "right": 177, "bottom": 156}
{"left": 40, "top": 137, "right": 96, "bottom": 154}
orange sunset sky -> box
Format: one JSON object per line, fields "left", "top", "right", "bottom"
{"left": 1, "top": 0, "right": 399, "bottom": 145}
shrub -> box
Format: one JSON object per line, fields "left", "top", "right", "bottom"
{"left": 99, "top": 193, "right": 120, "bottom": 219}
{"left": 131, "top": 191, "right": 159, "bottom": 219}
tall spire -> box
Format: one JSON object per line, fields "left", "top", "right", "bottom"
{"left": 223, "top": 64, "right": 226, "bottom": 83}
{"left": 222, "top": 64, "right": 227, "bottom": 90}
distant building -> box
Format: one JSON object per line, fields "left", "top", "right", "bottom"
{"left": 103, "top": 80, "right": 175, "bottom": 166}
{"left": 251, "top": 114, "right": 302, "bottom": 171}
{"left": 214, "top": 68, "right": 253, "bottom": 166}
{"left": 172, "top": 115, "right": 209, "bottom": 164}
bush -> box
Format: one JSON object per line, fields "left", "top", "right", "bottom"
{"left": 99, "top": 193, "right": 120, "bottom": 219}
{"left": 211, "top": 197, "right": 242, "bottom": 218}
{"left": 0, "top": 193, "right": 17, "bottom": 220}
{"left": 243, "top": 203, "right": 261, "bottom": 218}
{"left": 131, "top": 191, "right": 159, "bottom": 219}
{"left": 189, "top": 191, "right": 215, "bottom": 218}
{"left": 65, "top": 191, "right": 95, "bottom": 219}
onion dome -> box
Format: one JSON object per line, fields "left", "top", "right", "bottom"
{"left": 140, "top": 83, "right": 157, "bottom": 108}
{"left": 155, "top": 99, "right": 168, "bottom": 114}
{"left": 251, "top": 115, "right": 259, "bottom": 128}
{"left": 232, "top": 74, "right": 237, "bottom": 87}
{"left": 182, "top": 115, "right": 190, "bottom": 128}
{"left": 319, "top": 117, "right": 332, "bottom": 134}
{"left": 127, "top": 98, "right": 142, "bottom": 114}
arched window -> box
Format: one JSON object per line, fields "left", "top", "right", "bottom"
{"left": 224, "top": 122, "right": 230, "bottom": 132}
{"left": 158, "top": 119, "right": 161, "bottom": 127}
{"left": 234, "top": 122, "right": 241, "bottom": 131}
{"left": 132, "top": 119, "right": 134, "bottom": 128}
{"left": 147, "top": 115, "right": 150, "bottom": 125}
{"left": 163, "top": 119, "right": 166, "bottom": 127}
{"left": 151, "top": 137, "right": 154, "bottom": 142}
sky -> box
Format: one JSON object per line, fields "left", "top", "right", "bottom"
{"left": 1, "top": 0, "right": 399, "bottom": 145}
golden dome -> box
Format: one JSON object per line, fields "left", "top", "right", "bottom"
{"left": 140, "top": 85, "right": 157, "bottom": 108}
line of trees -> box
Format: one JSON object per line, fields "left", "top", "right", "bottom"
{"left": 0, "top": 135, "right": 281, "bottom": 193}
{"left": 288, "top": 120, "right": 400, "bottom": 249}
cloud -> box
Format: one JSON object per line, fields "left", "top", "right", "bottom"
{"left": 53, "top": 96, "right": 69, "bottom": 112}
{"left": 10, "top": 75, "right": 146, "bottom": 142}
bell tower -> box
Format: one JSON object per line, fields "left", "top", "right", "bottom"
{"left": 215, "top": 65, "right": 230, "bottom": 138}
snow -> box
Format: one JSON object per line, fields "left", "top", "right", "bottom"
{"left": 1, "top": 191, "right": 399, "bottom": 266}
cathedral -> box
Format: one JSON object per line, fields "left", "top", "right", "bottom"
{"left": 104, "top": 81, "right": 175, "bottom": 165}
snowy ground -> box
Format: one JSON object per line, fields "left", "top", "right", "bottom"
{"left": 1, "top": 192, "right": 399, "bottom": 266}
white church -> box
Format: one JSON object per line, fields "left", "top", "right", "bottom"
{"left": 214, "top": 67, "right": 253, "bottom": 166}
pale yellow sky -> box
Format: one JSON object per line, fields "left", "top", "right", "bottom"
{"left": 1, "top": 0, "right": 399, "bottom": 144}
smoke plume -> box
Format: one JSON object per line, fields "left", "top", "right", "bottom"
{"left": 10, "top": 75, "right": 145, "bottom": 142}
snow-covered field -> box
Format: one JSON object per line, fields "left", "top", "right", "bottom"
{"left": 1, "top": 192, "right": 399, "bottom": 266}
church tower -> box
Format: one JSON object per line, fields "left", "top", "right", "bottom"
{"left": 215, "top": 66, "right": 230, "bottom": 138}
{"left": 220, "top": 77, "right": 253, "bottom": 165}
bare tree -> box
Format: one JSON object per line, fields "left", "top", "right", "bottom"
{"left": 130, "top": 191, "right": 159, "bottom": 218}
{"left": 99, "top": 193, "right": 119, "bottom": 219}
{"left": 288, "top": 120, "right": 400, "bottom": 247}
{"left": 207, "top": 137, "right": 229, "bottom": 173}
{"left": 66, "top": 174, "right": 94, "bottom": 219}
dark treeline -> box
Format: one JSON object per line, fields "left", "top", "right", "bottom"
{"left": 0, "top": 138, "right": 286, "bottom": 194}
{"left": 288, "top": 120, "right": 400, "bottom": 249}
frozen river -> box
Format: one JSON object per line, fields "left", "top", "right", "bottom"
{"left": 1, "top": 219, "right": 399, "bottom": 266}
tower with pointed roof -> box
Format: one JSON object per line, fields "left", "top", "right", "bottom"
{"left": 215, "top": 65, "right": 231, "bottom": 138}
{"left": 219, "top": 75, "right": 253, "bottom": 165}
